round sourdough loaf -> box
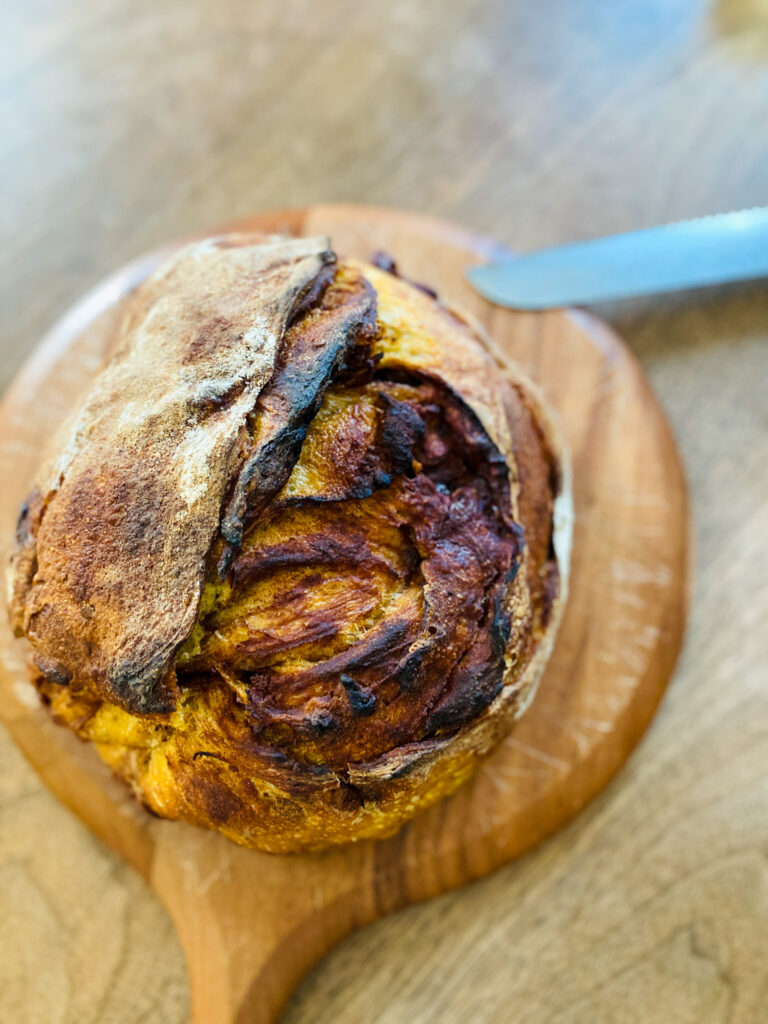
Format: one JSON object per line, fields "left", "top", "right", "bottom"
{"left": 8, "top": 235, "right": 571, "bottom": 851}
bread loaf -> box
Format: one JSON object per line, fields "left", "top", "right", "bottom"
{"left": 8, "top": 235, "right": 571, "bottom": 852}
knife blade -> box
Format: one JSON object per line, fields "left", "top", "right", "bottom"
{"left": 466, "top": 208, "right": 768, "bottom": 309}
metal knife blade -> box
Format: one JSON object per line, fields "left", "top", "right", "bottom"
{"left": 466, "top": 208, "right": 768, "bottom": 309}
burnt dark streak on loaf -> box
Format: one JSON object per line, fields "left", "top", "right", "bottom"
{"left": 218, "top": 269, "right": 378, "bottom": 561}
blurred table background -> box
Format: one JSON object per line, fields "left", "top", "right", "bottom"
{"left": 1, "top": 1, "right": 767, "bottom": 1022}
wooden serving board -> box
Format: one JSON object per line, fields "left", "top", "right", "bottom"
{"left": 0, "top": 205, "right": 689, "bottom": 1023}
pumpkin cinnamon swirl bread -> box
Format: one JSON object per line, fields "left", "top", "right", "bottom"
{"left": 8, "top": 234, "right": 571, "bottom": 852}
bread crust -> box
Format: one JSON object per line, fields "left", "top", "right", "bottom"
{"left": 9, "top": 238, "right": 572, "bottom": 852}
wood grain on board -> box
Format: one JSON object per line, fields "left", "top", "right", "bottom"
{"left": 0, "top": 206, "right": 688, "bottom": 1023}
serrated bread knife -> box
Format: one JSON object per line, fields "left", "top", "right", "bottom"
{"left": 466, "top": 208, "right": 768, "bottom": 308}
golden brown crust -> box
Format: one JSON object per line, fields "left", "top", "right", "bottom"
{"left": 10, "top": 238, "right": 571, "bottom": 852}
{"left": 10, "top": 235, "right": 334, "bottom": 712}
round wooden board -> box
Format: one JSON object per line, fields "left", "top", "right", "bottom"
{"left": 0, "top": 205, "right": 689, "bottom": 1024}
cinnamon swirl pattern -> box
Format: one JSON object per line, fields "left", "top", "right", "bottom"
{"left": 9, "top": 237, "right": 570, "bottom": 851}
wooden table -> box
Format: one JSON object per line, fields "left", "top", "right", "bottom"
{"left": 1, "top": 2, "right": 766, "bottom": 1021}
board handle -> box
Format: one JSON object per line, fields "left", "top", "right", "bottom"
{"left": 152, "top": 829, "right": 378, "bottom": 1023}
